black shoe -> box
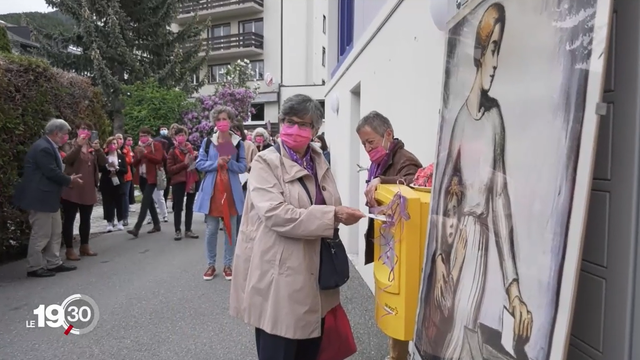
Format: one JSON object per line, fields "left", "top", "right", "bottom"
{"left": 128, "top": 228, "right": 139, "bottom": 238}
{"left": 49, "top": 264, "right": 77, "bottom": 273}
{"left": 27, "top": 268, "right": 56, "bottom": 278}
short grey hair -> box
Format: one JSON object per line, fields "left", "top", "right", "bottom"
{"left": 44, "top": 118, "right": 71, "bottom": 135}
{"left": 253, "top": 127, "right": 269, "bottom": 139}
{"left": 356, "top": 111, "right": 394, "bottom": 137}
{"left": 210, "top": 105, "right": 237, "bottom": 123}
{"left": 279, "top": 94, "right": 324, "bottom": 129}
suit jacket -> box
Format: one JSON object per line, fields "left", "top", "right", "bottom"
{"left": 13, "top": 136, "right": 72, "bottom": 213}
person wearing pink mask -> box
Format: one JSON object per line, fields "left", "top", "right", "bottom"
{"left": 60, "top": 122, "right": 106, "bottom": 260}
{"left": 128, "top": 127, "right": 166, "bottom": 237}
{"left": 117, "top": 133, "right": 135, "bottom": 225}
{"left": 99, "top": 136, "right": 128, "bottom": 233}
{"left": 252, "top": 127, "right": 272, "bottom": 152}
{"left": 195, "top": 106, "right": 247, "bottom": 281}
{"left": 356, "top": 111, "right": 422, "bottom": 360}
{"left": 13, "top": 119, "right": 84, "bottom": 277}
{"left": 230, "top": 94, "right": 365, "bottom": 359}
{"left": 167, "top": 126, "right": 200, "bottom": 241}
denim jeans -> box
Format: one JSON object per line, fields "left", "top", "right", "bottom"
{"left": 122, "top": 181, "right": 132, "bottom": 220}
{"left": 205, "top": 215, "right": 237, "bottom": 267}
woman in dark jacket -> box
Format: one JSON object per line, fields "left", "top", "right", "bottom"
{"left": 99, "top": 136, "right": 128, "bottom": 232}
{"left": 314, "top": 133, "right": 331, "bottom": 165}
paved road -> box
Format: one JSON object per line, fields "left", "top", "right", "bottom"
{"left": 0, "top": 214, "right": 388, "bottom": 359}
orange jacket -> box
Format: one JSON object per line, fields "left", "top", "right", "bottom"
{"left": 121, "top": 146, "right": 133, "bottom": 182}
{"left": 132, "top": 141, "right": 164, "bottom": 185}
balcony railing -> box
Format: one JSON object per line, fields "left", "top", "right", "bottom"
{"left": 179, "top": 0, "right": 264, "bottom": 16}
{"left": 187, "top": 32, "right": 264, "bottom": 53}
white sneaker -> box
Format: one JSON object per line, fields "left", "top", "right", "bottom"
{"left": 106, "top": 222, "right": 114, "bottom": 232}
{"left": 129, "top": 206, "right": 136, "bottom": 212}
{"left": 162, "top": 216, "right": 169, "bottom": 223}
{"left": 146, "top": 217, "right": 152, "bottom": 225}
{"left": 116, "top": 221, "right": 124, "bottom": 231}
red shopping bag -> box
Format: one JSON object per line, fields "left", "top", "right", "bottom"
{"left": 318, "top": 303, "right": 357, "bottom": 360}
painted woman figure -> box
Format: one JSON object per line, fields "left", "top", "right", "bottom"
{"left": 422, "top": 3, "right": 533, "bottom": 358}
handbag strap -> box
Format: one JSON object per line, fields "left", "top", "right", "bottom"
{"left": 273, "top": 143, "right": 312, "bottom": 203}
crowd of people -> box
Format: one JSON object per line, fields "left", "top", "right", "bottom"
{"left": 13, "top": 93, "right": 429, "bottom": 360}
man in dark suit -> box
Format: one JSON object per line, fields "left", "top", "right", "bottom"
{"left": 14, "top": 119, "right": 83, "bottom": 278}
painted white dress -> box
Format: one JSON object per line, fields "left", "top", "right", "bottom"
{"left": 437, "top": 103, "right": 518, "bottom": 359}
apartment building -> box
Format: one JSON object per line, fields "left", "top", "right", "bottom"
{"left": 172, "top": 0, "right": 328, "bottom": 132}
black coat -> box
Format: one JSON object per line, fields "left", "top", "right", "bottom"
{"left": 98, "top": 152, "right": 128, "bottom": 193}
{"left": 13, "top": 136, "right": 71, "bottom": 213}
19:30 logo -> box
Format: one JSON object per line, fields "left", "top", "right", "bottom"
{"left": 26, "top": 294, "right": 100, "bottom": 335}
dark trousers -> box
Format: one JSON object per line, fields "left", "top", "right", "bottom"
{"left": 135, "top": 176, "right": 160, "bottom": 230}
{"left": 163, "top": 176, "right": 171, "bottom": 203}
{"left": 61, "top": 199, "right": 94, "bottom": 248}
{"left": 129, "top": 180, "right": 136, "bottom": 205}
{"left": 255, "top": 318, "right": 325, "bottom": 360}
{"left": 172, "top": 181, "right": 196, "bottom": 232}
{"left": 122, "top": 181, "right": 132, "bottom": 220}
{"left": 102, "top": 184, "right": 124, "bottom": 223}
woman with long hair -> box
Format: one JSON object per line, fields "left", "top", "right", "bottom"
{"left": 60, "top": 122, "right": 106, "bottom": 259}
{"left": 99, "top": 136, "right": 128, "bottom": 232}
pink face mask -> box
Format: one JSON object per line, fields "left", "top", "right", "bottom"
{"left": 255, "top": 137, "right": 264, "bottom": 144}
{"left": 78, "top": 129, "right": 90, "bottom": 139}
{"left": 107, "top": 144, "right": 117, "bottom": 152}
{"left": 139, "top": 136, "right": 150, "bottom": 144}
{"left": 125, "top": 140, "right": 133, "bottom": 146}
{"left": 246, "top": 135, "right": 252, "bottom": 141}
{"left": 216, "top": 120, "right": 230, "bottom": 132}
{"left": 368, "top": 138, "right": 388, "bottom": 163}
{"left": 280, "top": 125, "right": 312, "bottom": 152}
{"left": 60, "top": 134, "right": 69, "bottom": 145}
{"left": 176, "top": 135, "right": 187, "bottom": 145}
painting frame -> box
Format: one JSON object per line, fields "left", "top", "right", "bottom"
{"left": 410, "top": 0, "right": 614, "bottom": 359}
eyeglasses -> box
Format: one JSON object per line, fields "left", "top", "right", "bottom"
{"left": 283, "top": 118, "right": 313, "bottom": 130}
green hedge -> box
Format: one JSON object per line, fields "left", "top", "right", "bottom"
{"left": 0, "top": 27, "right": 11, "bottom": 54}
{"left": 0, "top": 53, "right": 111, "bottom": 262}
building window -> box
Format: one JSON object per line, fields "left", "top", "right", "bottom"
{"left": 239, "top": 18, "right": 264, "bottom": 35}
{"left": 323, "top": 15, "right": 326, "bottom": 34}
{"left": 338, "top": 0, "right": 354, "bottom": 60}
{"left": 208, "top": 23, "right": 230, "bottom": 38}
{"left": 250, "top": 103, "right": 265, "bottom": 121}
{"left": 322, "top": 47, "right": 326, "bottom": 67}
{"left": 208, "top": 64, "right": 229, "bottom": 83}
{"left": 192, "top": 71, "right": 200, "bottom": 85}
{"left": 250, "top": 60, "right": 264, "bottom": 80}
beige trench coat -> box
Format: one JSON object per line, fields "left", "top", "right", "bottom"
{"left": 230, "top": 140, "right": 341, "bottom": 339}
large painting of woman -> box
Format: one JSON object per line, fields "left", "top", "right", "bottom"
{"left": 412, "top": 0, "right": 612, "bottom": 359}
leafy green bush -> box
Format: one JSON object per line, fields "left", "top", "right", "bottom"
{"left": 0, "top": 53, "right": 110, "bottom": 262}
{"left": 122, "top": 80, "right": 193, "bottom": 139}
{"left": 0, "top": 27, "right": 11, "bottom": 54}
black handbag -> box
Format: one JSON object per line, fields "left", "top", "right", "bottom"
{"left": 295, "top": 167, "right": 350, "bottom": 290}
{"left": 272, "top": 143, "right": 350, "bottom": 290}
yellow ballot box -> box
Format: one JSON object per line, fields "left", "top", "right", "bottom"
{"left": 373, "top": 184, "right": 431, "bottom": 341}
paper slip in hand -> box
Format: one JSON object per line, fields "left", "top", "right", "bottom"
{"left": 239, "top": 173, "right": 248, "bottom": 185}
{"left": 501, "top": 307, "right": 516, "bottom": 358}
{"left": 368, "top": 214, "right": 388, "bottom": 221}
{"left": 216, "top": 141, "right": 237, "bottom": 157}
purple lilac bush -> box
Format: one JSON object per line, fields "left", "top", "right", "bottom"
{"left": 182, "top": 86, "right": 256, "bottom": 147}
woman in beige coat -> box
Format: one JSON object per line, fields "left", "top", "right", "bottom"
{"left": 230, "top": 94, "right": 365, "bottom": 360}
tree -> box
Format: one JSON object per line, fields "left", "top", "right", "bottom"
{"left": 34, "top": 0, "right": 208, "bottom": 133}
{"left": 182, "top": 60, "right": 258, "bottom": 146}
{"left": 0, "top": 27, "right": 11, "bottom": 54}
{"left": 122, "top": 79, "right": 193, "bottom": 140}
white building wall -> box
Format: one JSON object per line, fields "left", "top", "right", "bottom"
{"left": 325, "top": 0, "right": 446, "bottom": 291}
